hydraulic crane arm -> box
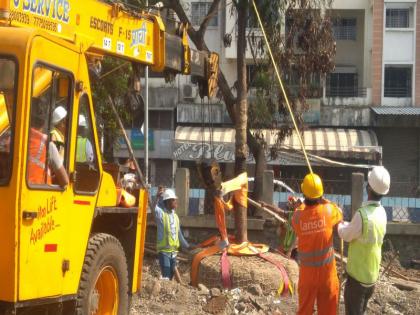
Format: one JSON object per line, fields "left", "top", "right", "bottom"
{"left": 0, "top": 0, "right": 218, "bottom": 96}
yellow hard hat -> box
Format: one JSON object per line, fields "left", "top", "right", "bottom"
{"left": 301, "top": 173, "right": 324, "bottom": 199}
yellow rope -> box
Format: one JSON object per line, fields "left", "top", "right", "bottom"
{"left": 251, "top": 0, "right": 313, "bottom": 174}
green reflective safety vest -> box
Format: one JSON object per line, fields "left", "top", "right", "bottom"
{"left": 76, "top": 136, "right": 87, "bottom": 162}
{"left": 51, "top": 128, "right": 65, "bottom": 158}
{"left": 346, "top": 202, "right": 386, "bottom": 284}
{"left": 157, "top": 211, "right": 180, "bottom": 253}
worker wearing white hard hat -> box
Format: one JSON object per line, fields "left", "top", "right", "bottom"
{"left": 338, "top": 166, "right": 390, "bottom": 315}
{"left": 50, "top": 106, "right": 67, "bottom": 158}
{"left": 152, "top": 186, "right": 191, "bottom": 280}
{"left": 76, "top": 114, "right": 94, "bottom": 163}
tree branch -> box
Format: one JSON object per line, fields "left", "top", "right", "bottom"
{"left": 198, "top": 0, "right": 221, "bottom": 38}
{"left": 165, "top": 0, "right": 237, "bottom": 121}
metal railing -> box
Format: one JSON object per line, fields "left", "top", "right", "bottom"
{"left": 326, "top": 86, "right": 367, "bottom": 98}
{"left": 384, "top": 87, "right": 411, "bottom": 98}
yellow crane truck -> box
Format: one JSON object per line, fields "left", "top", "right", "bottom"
{"left": 0, "top": 0, "right": 217, "bottom": 314}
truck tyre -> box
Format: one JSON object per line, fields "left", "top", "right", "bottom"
{"left": 76, "top": 233, "right": 129, "bottom": 315}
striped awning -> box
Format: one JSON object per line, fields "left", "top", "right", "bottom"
{"left": 173, "top": 127, "right": 382, "bottom": 163}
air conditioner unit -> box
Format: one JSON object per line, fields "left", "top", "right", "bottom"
{"left": 182, "top": 84, "right": 197, "bottom": 101}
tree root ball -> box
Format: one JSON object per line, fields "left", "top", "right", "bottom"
{"left": 197, "top": 252, "right": 299, "bottom": 293}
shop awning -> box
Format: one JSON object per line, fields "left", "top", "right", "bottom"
{"left": 173, "top": 127, "right": 382, "bottom": 164}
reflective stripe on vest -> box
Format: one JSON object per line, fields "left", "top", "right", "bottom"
{"left": 298, "top": 245, "right": 334, "bottom": 267}
{"left": 346, "top": 204, "right": 386, "bottom": 284}
{"left": 51, "top": 129, "right": 65, "bottom": 158}
{"left": 28, "top": 128, "right": 50, "bottom": 184}
{"left": 76, "top": 136, "right": 87, "bottom": 162}
{"left": 51, "top": 129, "right": 64, "bottom": 143}
{"left": 157, "top": 211, "right": 180, "bottom": 252}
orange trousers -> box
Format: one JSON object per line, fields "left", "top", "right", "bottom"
{"left": 297, "top": 266, "right": 339, "bottom": 315}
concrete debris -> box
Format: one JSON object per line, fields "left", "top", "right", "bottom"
{"left": 198, "top": 283, "right": 210, "bottom": 295}
{"left": 203, "top": 296, "right": 229, "bottom": 314}
{"left": 235, "top": 302, "right": 247, "bottom": 312}
{"left": 247, "top": 284, "right": 263, "bottom": 296}
{"left": 210, "top": 287, "right": 222, "bottom": 297}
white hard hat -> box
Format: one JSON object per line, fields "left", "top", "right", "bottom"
{"left": 52, "top": 106, "right": 67, "bottom": 125}
{"left": 368, "top": 166, "right": 390, "bottom": 195}
{"left": 79, "top": 115, "right": 87, "bottom": 127}
{"left": 162, "top": 189, "right": 177, "bottom": 201}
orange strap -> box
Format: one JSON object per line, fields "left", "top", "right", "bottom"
{"left": 214, "top": 185, "right": 248, "bottom": 242}
{"left": 214, "top": 196, "right": 229, "bottom": 241}
{"left": 190, "top": 245, "right": 221, "bottom": 287}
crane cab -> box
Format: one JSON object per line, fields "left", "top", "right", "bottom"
{"left": 0, "top": 27, "right": 148, "bottom": 314}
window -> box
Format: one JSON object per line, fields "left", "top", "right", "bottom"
{"left": 333, "top": 18, "right": 356, "bottom": 40}
{"left": 384, "top": 66, "right": 412, "bottom": 98}
{"left": 327, "top": 73, "right": 358, "bottom": 97}
{"left": 149, "top": 110, "right": 172, "bottom": 130}
{"left": 27, "top": 65, "right": 72, "bottom": 188}
{"left": 191, "top": 2, "right": 218, "bottom": 27}
{"left": 74, "top": 95, "right": 100, "bottom": 193}
{"left": 0, "top": 57, "right": 17, "bottom": 185}
{"left": 386, "top": 9, "right": 409, "bottom": 28}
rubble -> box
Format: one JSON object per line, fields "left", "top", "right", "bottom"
{"left": 210, "top": 288, "right": 222, "bottom": 297}
{"left": 130, "top": 256, "right": 420, "bottom": 314}
{"left": 247, "top": 284, "right": 263, "bottom": 296}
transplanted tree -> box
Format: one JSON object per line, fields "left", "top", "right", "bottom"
{"left": 94, "top": 0, "right": 336, "bottom": 242}
{"left": 162, "top": 0, "right": 336, "bottom": 242}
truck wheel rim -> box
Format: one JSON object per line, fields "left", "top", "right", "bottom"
{"left": 91, "top": 266, "right": 119, "bottom": 315}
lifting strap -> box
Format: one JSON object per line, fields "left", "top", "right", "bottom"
{"left": 258, "top": 253, "right": 293, "bottom": 296}
{"left": 220, "top": 250, "right": 232, "bottom": 289}
{"left": 190, "top": 244, "right": 221, "bottom": 287}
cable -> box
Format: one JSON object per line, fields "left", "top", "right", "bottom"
{"left": 251, "top": 0, "right": 313, "bottom": 175}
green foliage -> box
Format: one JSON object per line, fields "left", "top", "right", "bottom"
{"left": 243, "top": 0, "right": 336, "bottom": 147}
{"left": 91, "top": 57, "right": 133, "bottom": 157}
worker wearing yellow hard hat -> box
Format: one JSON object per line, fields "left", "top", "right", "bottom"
{"left": 292, "top": 173, "right": 343, "bottom": 315}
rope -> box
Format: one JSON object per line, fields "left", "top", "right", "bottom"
{"left": 251, "top": 0, "right": 313, "bottom": 175}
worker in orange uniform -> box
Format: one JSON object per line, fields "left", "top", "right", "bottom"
{"left": 28, "top": 99, "right": 69, "bottom": 187}
{"left": 292, "top": 173, "right": 343, "bottom": 315}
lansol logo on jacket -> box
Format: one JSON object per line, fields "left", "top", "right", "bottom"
{"left": 300, "top": 217, "right": 326, "bottom": 234}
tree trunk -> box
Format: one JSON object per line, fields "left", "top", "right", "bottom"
{"left": 248, "top": 130, "right": 266, "bottom": 207}
{"left": 234, "top": 0, "right": 248, "bottom": 243}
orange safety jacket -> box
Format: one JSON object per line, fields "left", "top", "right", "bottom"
{"left": 292, "top": 201, "right": 342, "bottom": 270}
{"left": 28, "top": 128, "right": 50, "bottom": 185}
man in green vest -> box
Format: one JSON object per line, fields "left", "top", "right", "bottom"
{"left": 152, "top": 187, "right": 190, "bottom": 280}
{"left": 51, "top": 106, "right": 67, "bottom": 159}
{"left": 76, "top": 115, "right": 93, "bottom": 163}
{"left": 338, "top": 166, "right": 390, "bottom": 315}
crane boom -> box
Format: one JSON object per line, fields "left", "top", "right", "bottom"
{"left": 1, "top": 0, "right": 218, "bottom": 95}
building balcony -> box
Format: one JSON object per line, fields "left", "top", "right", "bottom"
{"left": 322, "top": 87, "right": 372, "bottom": 106}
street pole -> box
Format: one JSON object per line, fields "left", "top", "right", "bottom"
{"left": 144, "top": 0, "right": 149, "bottom": 185}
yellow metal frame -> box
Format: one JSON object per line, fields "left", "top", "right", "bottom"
{"left": 0, "top": 0, "right": 210, "bottom": 308}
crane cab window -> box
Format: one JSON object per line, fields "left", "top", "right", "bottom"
{"left": 0, "top": 57, "right": 17, "bottom": 185}
{"left": 27, "top": 65, "right": 72, "bottom": 188}
{"left": 74, "top": 95, "right": 100, "bottom": 193}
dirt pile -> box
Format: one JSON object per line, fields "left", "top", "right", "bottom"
{"left": 130, "top": 257, "right": 297, "bottom": 315}
{"left": 130, "top": 256, "right": 420, "bottom": 315}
